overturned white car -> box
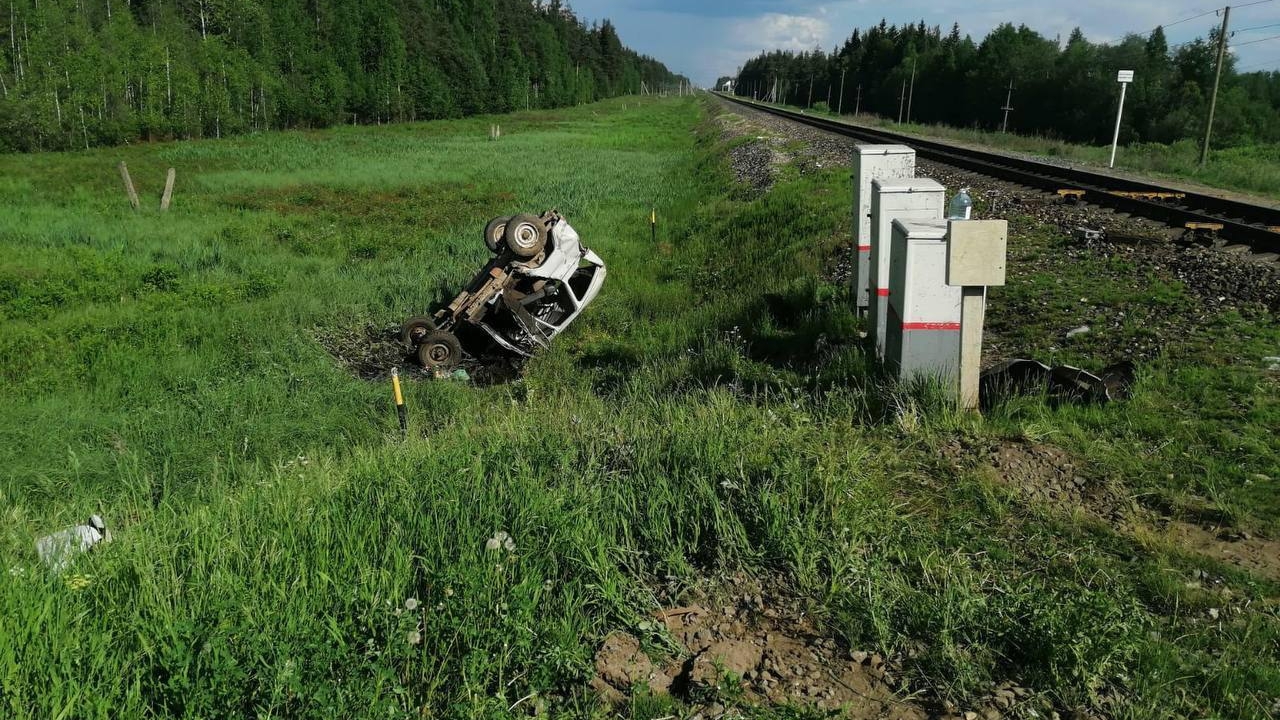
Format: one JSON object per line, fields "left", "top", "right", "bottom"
{"left": 401, "top": 211, "right": 606, "bottom": 371}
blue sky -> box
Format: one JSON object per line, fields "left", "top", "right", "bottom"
{"left": 568, "top": 0, "right": 1280, "bottom": 85}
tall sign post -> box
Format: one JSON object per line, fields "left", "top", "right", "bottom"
{"left": 1109, "top": 70, "right": 1134, "bottom": 168}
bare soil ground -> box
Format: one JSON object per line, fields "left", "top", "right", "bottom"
{"left": 590, "top": 573, "right": 1105, "bottom": 720}
{"left": 939, "top": 437, "right": 1280, "bottom": 583}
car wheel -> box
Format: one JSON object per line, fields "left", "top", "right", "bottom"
{"left": 503, "top": 213, "right": 547, "bottom": 258}
{"left": 417, "top": 330, "right": 463, "bottom": 371}
{"left": 483, "top": 216, "right": 510, "bottom": 254}
{"left": 400, "top": 316, "right": 437, "bottom": 346}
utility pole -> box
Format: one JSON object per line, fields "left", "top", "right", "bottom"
{"left": 1201, "top": 5, "right": 1231, "bottom": 168}
{"left": 906, "top": 58, "right": 917, "bottom": 123}
{"left": 897, "top": 77, "right": 907, "bottom": 123}
{"left": 807, "top": 76, "right": 813, "bottom": 108}
{"left": 1000, "top": 80, "right": 1014, "bottom": 133}
{"left": 855, "top": 84, "right": 862, "bottom": 116}
{"left": 838, "top": 68, "right": 847, "bottom": 114}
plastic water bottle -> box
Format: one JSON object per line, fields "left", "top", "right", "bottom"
{"left": 948, "top": 188, "right": 973, "bottom": 220}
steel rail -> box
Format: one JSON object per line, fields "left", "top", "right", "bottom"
{"left": 716, "top": 93, "right": 1280, "bottom": 256}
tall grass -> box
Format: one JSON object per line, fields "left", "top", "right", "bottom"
{"left": 0, "top": 96, "right": 1277, "bottom": 719}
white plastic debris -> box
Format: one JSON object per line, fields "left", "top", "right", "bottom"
{"left": 35, "top": 515, "right": 111, "bottom": 572}
{"left": 1264, "top": 356, "right": 1280, "bottom": 371}
{"left": 1065, "top": 325, "right": 1091, "bottom": 339}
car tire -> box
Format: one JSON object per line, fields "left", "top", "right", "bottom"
{"left": 400, "top": 316, "right": 437, "bottom": 346}
{"left": 417, "top": 330, "right": 463, "bottom": 371}
{"left": 483, "top": 216, "right": 510, "bottom": 254}
{"left": 503, "top": 213, "right": 547, "bottom": 258}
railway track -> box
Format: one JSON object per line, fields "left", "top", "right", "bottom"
{"left": 716, "top": 93, "right": 1280, "bottom": 258}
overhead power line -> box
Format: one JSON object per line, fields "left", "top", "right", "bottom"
{"left": 1236, "top": 55, "right": 1280, "bottom": 69}
{"left": 1234, "top": 21, "right": 1280, "bottom": 32}
{"left": 1233, "top": 32, "right": 1280, "bottom": 46}
{"left": 1151, "top": 7, "right": 1221, "bottom": 34}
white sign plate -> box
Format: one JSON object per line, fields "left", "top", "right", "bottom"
{"left": 946, "top": 220, "right": 1009, "bottom": 287}
{"left": 1117, "top": 70, "right": 1134, "bottom": 83}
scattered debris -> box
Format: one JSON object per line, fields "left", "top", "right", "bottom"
{"left": 36, "top": 515, "right": 111, "bottom": 571}
{"left": 1074, "top": 227, "right": 1104, "bottom": 242}
{"left": 980, "top": 358, "right": 1136, "bottom": 406}
{"left": 402, "top": 210, "right": 606, "bottom": 373}
{"left": 316, "top": 322, "right": 411, "bottom": 381}
{"left": 317, "top": 322, "right": 522, "bottom": 385}
{"left": 1064, "top": 325, "right": 1091, "bottom": 339}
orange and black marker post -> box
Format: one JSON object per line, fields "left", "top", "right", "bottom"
{"left": 391, "top": 367, "right": 407, "bottom": 436}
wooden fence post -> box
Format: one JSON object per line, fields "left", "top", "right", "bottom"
{"left": 118, "top": 161, "right": 139, "bottom": 210}
{"left": 160, "top": 168, "right": 176, "bottom": 211}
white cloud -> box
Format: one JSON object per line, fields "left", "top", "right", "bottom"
{"left": 734, "top": 12, "right": 830, "bottom": 53}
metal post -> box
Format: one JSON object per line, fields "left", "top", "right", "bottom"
{"left": 1201, "top": 5, "right": 1231, "bottom": 168}
{"left": 838, "top": 68, "right": 846, "bottom": 114}
{"left": 1109, "top": 77, "right": 1130, "bottom": 168}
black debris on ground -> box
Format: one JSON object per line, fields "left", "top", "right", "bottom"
{"left": 316, "top": 323, "right": 525, "bottom": 386}
{"left": 315, "top": 323, "right": 413, "bottom": 381}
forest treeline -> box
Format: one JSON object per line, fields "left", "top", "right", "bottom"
{"left": 725, "top": 21, "right": 1280, "bottom": 148}
{"left": 0, "top": 0, "right": 686, "bottom": 152}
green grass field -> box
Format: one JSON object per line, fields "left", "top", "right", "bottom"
{"left": 1, "top": 96, "right": 1277, "bottom": 719}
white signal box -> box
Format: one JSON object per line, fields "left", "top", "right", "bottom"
{"left": 884, "top": 219, "right": 961, "bottom": 382}
{"left": 868, "top": 177, "right": 945, "bottom": 361}
{"left": 852, "top": 144, "right": 915, "bottom": 315}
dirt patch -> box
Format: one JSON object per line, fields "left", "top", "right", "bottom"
{"left": 942, "top": 438, "right": 1134, "bottom": 527}
{"left": 944, "top": 438, "right": 1280, "bottom": 583}
{"left": 315, "top": 322, "right": 524, "bottom": 385}
{"left": 1164, "top": 521, "right": 1280, "bottom": 582}
{"left": 590, "top": 577, "right": 926, "bottom": 718}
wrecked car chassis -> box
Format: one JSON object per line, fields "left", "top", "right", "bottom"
{"left": 402, "top": 211, "right": 606, "bottom": 372}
